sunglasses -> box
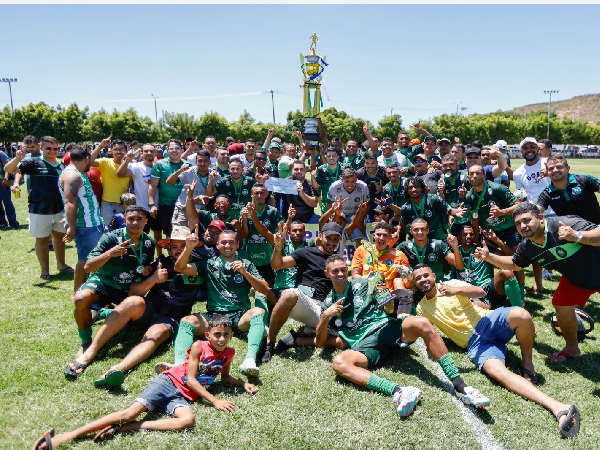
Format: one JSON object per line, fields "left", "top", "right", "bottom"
{"left": 215, "top": 201, "right": 229, "bottom": 206}
{"left": 466, "top": 155, "right": 480, "bottom": 159}
{"left": 254, "top": 157, "right": 266, "bottom": 161}
{"left": 413, "top": 159, "right": 426, "bottom": 164}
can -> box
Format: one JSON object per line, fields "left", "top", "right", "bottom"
{"left": 14, "top": 187, "right": 20, "bottom": 198}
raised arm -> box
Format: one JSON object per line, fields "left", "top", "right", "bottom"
{"left": 84, "top": 239, "right": 133, "bottom": 273}
{"left": 473, "top": 241, "right": 524, "bottom": 271}
{"left": 315, "top": 299, "right": 343, "bottom": 348}
{"left": 262, "top": 127, "right": 275, "bottom": 149}
{"left": 116, "top": 151, "right": 135, "bottom": 178}
{"left": 444, "top": 232, "right": 464, "bottom": 270}
{"left": 129, "top": 260, "right": 169, "bottom": 296}
{"left": 174, "top": 228, "right": 201, "bottom": 275}
{"left": 271, "top": 226, "right": 297, "bottom": 270}
{"left": 90, "top": 133, "right": 112, "bottom": 167}
{"left": 490, "top": 148, "right": 508, "bottom": 179}
{"left": 362, "top": 122, "right": 378, "bottom": 153}
{"left": 411, "top": 121, "right": 431, "bottom": 137}
{"left": 232, "top": 260, "right": 271, "bottom": 297}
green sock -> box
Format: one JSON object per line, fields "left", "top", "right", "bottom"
{"left": 174, "top": 321, "right": 196, "bottom": 365}
{"left": 244, "top": 314, "right": 265, "bottom": 361}
{"left": 504, "top": 278, "right": 522, "bottom": 307}
{"left": 519, "top": 283, "right": 525, "bottom": 302}
{"left": 254, "top": 294, "right": 270, "bottom": 328}
{"left": 99, "top": 309, "right": 113, "bottom": 320}
{"left": 366, "top": 374, "right": 399, "bottom": 396}
{"left": 78, "top": 327, "right": 92, "bottom": 344}
{"left": 438, "top": 353, "right": 460, "bottom": 381}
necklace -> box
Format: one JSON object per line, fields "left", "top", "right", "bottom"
{"left": 123, "top": 229, "right": 144, "bottom": 273}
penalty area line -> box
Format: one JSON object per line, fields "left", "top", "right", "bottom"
{"left": 415, "top": 338, "right": 505, "bottom": 450}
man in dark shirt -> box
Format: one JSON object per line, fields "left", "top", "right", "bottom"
{"left": 412, "top": 153, "right": 442, "bottom": 195}
{"left": 281, "top": 159, "right": 318, "bottom": 223}
{"left": 262, "top": 222, "right": 344, "bottom": 362}
{"left": 474, "top": 202, "right": 600, "bottom": 363}
{"left": 537, "top": 155, "right": 600, "bottom": 223}
{"left": 5, "top": 135, "right": 71, "bottom": 279}
{"left": 356, "top": 151, "right": 388, "bottom": 221}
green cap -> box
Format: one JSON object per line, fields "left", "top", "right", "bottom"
{"left": 269, "top": 142, "right": 281, "bottom": 150}
{"left": 439, "top": 138, "right": 451, "bottom": 144}
{"left": 424, "top": 136, "right": 436, "bottom": 142}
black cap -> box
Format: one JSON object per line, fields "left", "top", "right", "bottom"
{"left": 465, "top": 147, "right": 481, "bottom": 155}
{"left": 225, "top": 136, "right": 234, "bottom": 143}
{"left": 322, "top": 222, "right": 343, "bottom": 237}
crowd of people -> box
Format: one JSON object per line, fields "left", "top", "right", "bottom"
{"left": 6, "top": 122, "right": 596, "bottom": 448}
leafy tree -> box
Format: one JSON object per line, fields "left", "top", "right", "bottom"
{"left": 54, "top": 103, "right": 88, "bottom": 143}
{"left": 375, "top": 114, "right": 403, "bottom": 141}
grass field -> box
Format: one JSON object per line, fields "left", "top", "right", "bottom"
{"left": 2, "top": 160, "right": 600, "bottom": 450}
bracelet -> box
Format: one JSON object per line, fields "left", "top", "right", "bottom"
{"left": 149, "top": 204, "right": 155, "bottom": 208}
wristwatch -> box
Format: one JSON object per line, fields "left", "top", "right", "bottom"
{"left": 148, "top": 204, "right": 155, "bottom": 208}
{"left": 575, "top": 231, "right": 583, "bottom": 243}
{"left": 472, "top": 213, "right": 478, "bottom": 219}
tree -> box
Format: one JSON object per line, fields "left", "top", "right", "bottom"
{"left": 54, "top": 103, "right": 88, "bottom": 143}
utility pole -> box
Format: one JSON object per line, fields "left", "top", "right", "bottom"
{"left": 391, "top": 107, "right": 393, "bottom": 117}
{"left": 456, "top": 101, "right": 462, "bottom": 115}
{"left": 151, "top": 94, "right": 158, "bottom": 122}
{"left": 269, "top": 89, "right": 276, "bottom": 124}
{"left": 544, "top": 90, "right": 558, "bottom": 139}
{"left": 1, "top": 78, "right": 17, "bottom": 110}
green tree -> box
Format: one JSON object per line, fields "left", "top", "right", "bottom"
{"left": 375, "top": 114, "right": 403, "bottom": 140}
{"left": 54, "top": 103, "right": 88, "bottom": 143}
{"left": 82, "top": 109, "right": 112, "bottom": 142}
{"left": 12, "top": 103, "right": 55, "bottom": 141}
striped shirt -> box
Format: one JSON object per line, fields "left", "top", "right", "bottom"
{"left": 59, "top": 166, "right": 103, "bottom": 228}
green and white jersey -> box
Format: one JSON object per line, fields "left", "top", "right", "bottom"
{"left": 398, "top": 145, "right": 421, "bottom": 164}
{"left": 321, "top": 279, "right": 390, "bottom": 348}
{"left": 381, "top": 179, "right": 407, "bottom": 209}
{"left": 59, "top": 166, "right": 103, "bottom": 228}
{"left": 396, "top": 239, "right": 450, "bottom": 280}
{"left": 245, "top": 205, "right": 283, "bottom": 266}
{"left": 274, "top": 241, "right": 304, "bottom": 290}
{"left": 400, "top": 193, "right": 451, "bottom": 240}
{"left": 193, "top": 254, "right": 264, "bottom": 312}
{"left": 214, "top": 175, "right": 256, "bottom": 219}
{"left": 452, "top": 246, "right": 493, "bottom": 288}
{"left": 465, "top": 180, "right": 516, "bottom": 232}
{"left": 315, "top": 162, "right": 347, "bottom": 210}
{"left": 326, "top": 179, "right": 370, "bottom": 217}
{"left": 87, "top": 229, "right": 156, "bottom": 291}
{"left": 342, "top": 153, "right": 365, "bottom": 171}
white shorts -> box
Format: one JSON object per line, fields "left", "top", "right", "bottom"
{"left": 171, "top": 205, "right": 188, "bottom": 227}
{"left": 286, "top": 287, "right": 337, "bottom": 335}
{"left": 29, "top": 212, "right": 66, "bottom": 238}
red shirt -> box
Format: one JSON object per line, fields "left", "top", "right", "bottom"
{"left": 227, "top": 143, "right": 245, "bottom": 156}
{"left": 164, "top": 340, "right": 235, "bottom": 401}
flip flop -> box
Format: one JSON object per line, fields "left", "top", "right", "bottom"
{"left": 518, "top": 366, "right": 540, "bottom": 385}
{"left": 39, "top": 274, "right": 51, "bottom": 280}
{"left": 549, "top": 351, "right": 579, "bottom": 363}
{"left": 525, "top": 287, "right": 545, "bottom": 294}
{"left": 58, "top": 266, "right": 74, "bottom": 273}
{"left": 94, "top": 370, "right": 125, "bottom": 387}
{"left": 557, "top": 405, "right": 580, "bottom": 438}
{"left": 64, "top": 360, "right": 87, "bottom": 379}
{"left": 31, "top": 428, "right": 54, "bottom": 450}
{"left": 93, "top": 424, "right": 121, "bottom": 442}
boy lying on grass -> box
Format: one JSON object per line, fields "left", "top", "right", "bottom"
{"left": 31, "top": 315, "right": 257, "bottom": 450}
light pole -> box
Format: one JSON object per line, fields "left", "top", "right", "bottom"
{"left": 456, "top": 101, "right": 462, "bottom": 115}
{"left": 151, "top": 94, "right": 158, "bottom": 122}
{"left": 544, "top": 90, "right": 558, "bottom": 139}
{"left": 269, "top": 89, "right": 276, "bottom": 124}
{"left": 1, "top": 78, "right": 17, "bottom": 110}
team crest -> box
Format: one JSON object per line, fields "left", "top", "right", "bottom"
{"left": 572, "top": 187, "right": 582, "bottom": 196}
{"left": 385, "top": 259, "right": 393, "bottom": 266}
{"left": 234, "top": 274, "right": 244, "bottom": 283}
{"left": 428, "top": 254, "right": 436, "bottom": 262}
{"left": 355, "top": 197, "right": 360, "bottom": 202}
{"left": 264, "top": 219, "right": 270, "bottom": 227}
{"left": 242, "top": 189, "right": 248, "bottom": 195}
{"left": 556, "top": 247, "right": 567, "bottom": 258}
{"left": 425, "top": 210, "right": 433, "bottom": 218}
{"left": 144, "top": 240, "right": 151, "bottom": 248}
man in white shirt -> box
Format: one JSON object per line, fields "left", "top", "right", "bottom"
{"left": 327, "top": 168, "right": 370, "bottom": 245}
{"left": 512, "top": 136, "right": 554, "bottom": 289}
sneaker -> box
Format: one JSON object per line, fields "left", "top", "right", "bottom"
{"left": 275, "top": 330, "right": 298, "bottom": 355}
{"left": 261, "top": 341, "right": 275, "bottom": 364}
{"left": 460, "top": 386, "right": 491, "bottom": 408}
{"left": 238, "top": 358, "right": 259, "bottom": 376}
{"left": 154, "top": 362, "right": 174, "bottom": 374}
{"left": 391, "top": 386, "right": 422, "bottom": 416}
{"left": 542, "top": 270, "right": 554, "bottom": 280}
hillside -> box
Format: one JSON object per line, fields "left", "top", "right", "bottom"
{"left": 507, "top": 93, "right": 600, "bottom": 125}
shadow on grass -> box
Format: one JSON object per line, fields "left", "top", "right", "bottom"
{"left": 534, "top": 340, "right": 600, "bottom": 385}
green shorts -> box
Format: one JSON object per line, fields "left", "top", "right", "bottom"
{"left": 489, "top": 226, "right": 522, "bottom": 249}
{"left": 202, "top": 310, "right": 247, "bottom": 333}
{"left": 78, "top": 276, "right": 129, "bottom": 308}
{"left": 352, "top": 317, "right": 408, "bottom": 370}
{"left": 476, "top": 281, "right": 509, "bottom": 309}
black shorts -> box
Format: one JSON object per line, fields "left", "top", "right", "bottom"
{"left": 131, "top": 297, "right": 180, "bottom": 340}
{"left": 488, "top": 227, "right": 522, "bottom": 250}
{"left": 144, "top": 213, "right": 162, "bottom": 233}
{"left": 158, "top": 205, "right": 175, "bottom": 237}
{"left": 256, "top": 264, "right": 275, "bottom": 286}
{"left": 482, "top": 281, "right": 509, "bottom": 309}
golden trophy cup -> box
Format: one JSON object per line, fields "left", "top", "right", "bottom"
{"left": 300, "top": 33, "right": 328, "bottom": 145}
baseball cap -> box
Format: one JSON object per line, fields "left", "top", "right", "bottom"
{"left": 424, "top": 136, "right": 436, "bottom": 142}
{"left": 466, "top": 147, "right": 481, "bottom": 155}
{"left": 322, "top": 222, "right": 343, "bottom": 237}
{"left": 495, "top": 140, "right": 508, "bottom": 149}
{"left": 520, "top": 137, "right": 538, "bottom": 148}
{"left": 225, "top": 136, "right": 234, "bottom": 144}
{"left": 208, "top": 219, "right": 226, "bottom": 232}
{"left": 439, "top": 138, "right": 451, "bottom": 145}
{"left": 269, "top": 142, "right": 281, "bottom": 150}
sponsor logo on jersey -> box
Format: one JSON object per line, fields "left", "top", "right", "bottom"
{"left": 572, "top": 186, "right": 582, "bottom": 196}
{"left": 556, "top": 247, "right": 567, "bottom": 258}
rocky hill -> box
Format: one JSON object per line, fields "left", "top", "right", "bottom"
{"left": 507, "top": 93, "right": 600, "bottom": 125}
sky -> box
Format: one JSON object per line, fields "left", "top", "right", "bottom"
{"left": 1, "top": 4, "right": 599, "bottom": 129}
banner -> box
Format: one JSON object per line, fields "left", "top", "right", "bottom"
{"left": 265, "top": 178, "right": 300, "bottom": 195}
{"left": 303, "top": 223, "right": 376, "bottom": 264}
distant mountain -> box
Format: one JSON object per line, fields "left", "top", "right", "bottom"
{"left": 506, "top": 94, "right": 600, "bottom": 125}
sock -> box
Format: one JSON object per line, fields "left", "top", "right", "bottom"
{"left": 99, "top": 309, "right": 113, "bottom": 320}
{"left": 254, "top": 294, "right": 270, "bottom": 328}
{"left": 451, "top": 376, "right": 468, "bottom": 395}
{"left": 174, "top": 321, "right": 196, "bottom": 365}
{"left": 519, "top": 283, "right": 525, "bottom": 302}
{"left": 78, "top": 327, "right": 92, "bottom": 344}
{"left": 504, "top": 278, "right": 522, "bottom": 307}
{"left": 438, "top": 353, "right": 462, "bottom": 387}
{"left": 366, "top": 374, "right": 399, "bottom": 396}
{"left": 244, "top": 314, "right": 266, "bottom": 362}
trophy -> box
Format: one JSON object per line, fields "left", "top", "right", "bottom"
{"left": 300, "top": 33, "right": 328, "bottom": 146}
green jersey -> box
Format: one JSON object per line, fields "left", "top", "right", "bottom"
{"left": 151, "top": 158, "right": 185, "bottom": 206}
{"left": 441, "top": 170, "right": 471, "bottom": 226}
{"left": 452, "top": 246, "right": 493, "bottom": 288}
{"left": 315, "top": 162, "right": 347, "bottom": 210}
{"left": 197, "top": 210, "right": 236, "bottom": 229}
{"left": 396, "top": 239, "right": 451, "bottom": 280}
{"left": 274, "top": 241, "right": 305, "bottom": 290}
{"left": 86, "top": 229, "right": 156, "bottom": 291}
{"left": 59, "top": 166, "right": 103, "bottom": 228}
{"left": 214, "top": 175, "right": 256, "bottom": 219}
{"left": 465, "top": 180, "right": 516, "bottom": 232}
{"left": 193, "top": 254, "right": 263, "bottom": 312}
{"left": 245, "top": 205, "right": 283, "bottom": 266}
{"left": 400, "top": 193, "right": 450, "bottom": 240}
{"left": 398, "top": 144, "right": 421, "bottom": 164}
{"left": 321, "top": 279, "right": 390, "bottom": 348}
{"left": 381, "top": 179, "right": 407, "bottom": 209}
{"left": 342, "top": 153, "right": 365, "bottom": 171}
{"left": 278, "top": 155, "right": 294, "bottom": 179}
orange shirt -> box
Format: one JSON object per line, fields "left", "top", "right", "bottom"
{"left": 351, "top": 245, "right": 410, "bottom": 291}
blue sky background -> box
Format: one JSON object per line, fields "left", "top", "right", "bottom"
{"left": 2, "top": 4, "right": 599, "bottom": 127}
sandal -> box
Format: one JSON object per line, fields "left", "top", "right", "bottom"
{"left": 518, "top": 366, "right": 540, "bottom": 385}
{"left": 31, "top": 428, "right": 54, "bottom": 450}
{"left": 58, "top": 266, "right": 74, "bottom": 273}
{"left": 93, "top": 424, "right": 121, "bottom": 442}
{"left": 549, "top": 351, "right": 579, "bottom": 363}
{"left": 94, "top": 370, "right": 125, "bottom": 387}
{"left": 557, "top": 405, "right": 580, "bottom": 438}
{"left": 64, "top": 360, "right": 88, "bottom": 379}
{"left": 39, "top": 273, "right": 51, "bottom": 281}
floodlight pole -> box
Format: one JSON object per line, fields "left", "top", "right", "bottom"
{"left": 544, "top": 90, "right": 558, "bottom": 139}
{"left": 270, "top": 89, "right": 276, "bottom": 124}
{"left": 1, "top": 78, "right": 17, "bottom": 110}
{"left": 151, "top": 94, "right": 158, "bottom": 122}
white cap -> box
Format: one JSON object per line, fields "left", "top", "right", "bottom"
{"left": 519, "top": 137, "right": 538, "bottom": 148}
{"left": 495, "top": 140, "right": 507, "bottom": 149}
